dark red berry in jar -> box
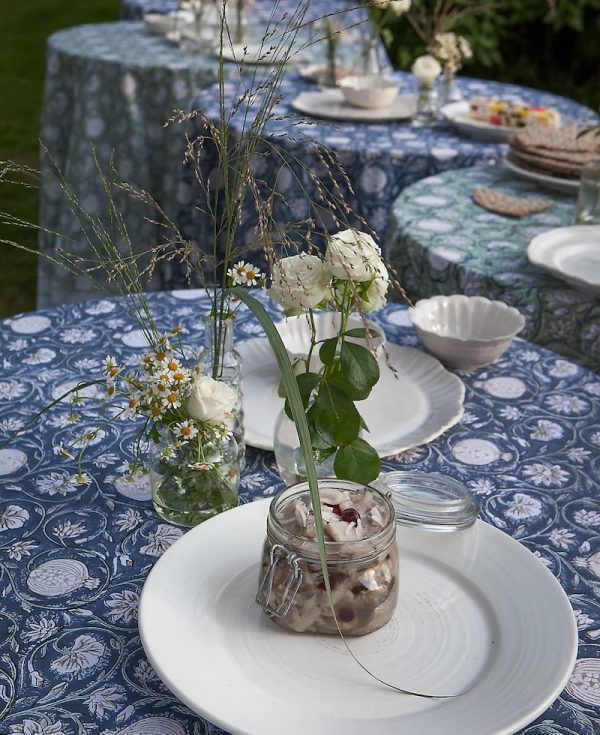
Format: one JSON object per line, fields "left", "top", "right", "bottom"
{"left": 341, "top": 508, "right": 360, "bottom": 524}
{"left": 338, "top": 606, "right": 355, "bottom": 623}
{"left": 331, "top": 504, "right": 342, "bottom": 516}
{"left": 317, "top": 574, "right": 337, "bottom": 590}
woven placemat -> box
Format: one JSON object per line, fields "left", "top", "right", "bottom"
{"left": 473, "top": 187, "right": 554, "bottom": 217}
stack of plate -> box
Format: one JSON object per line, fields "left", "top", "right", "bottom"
{"left": 506, "top": 125, "right": 600, "bottom": 191}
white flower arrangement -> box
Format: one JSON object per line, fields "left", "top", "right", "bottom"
{"left": 430, "top": 31, "right": 472, "bottom": 74}
{"left": 267, "top": 229, "right": 390, "bottom": 484}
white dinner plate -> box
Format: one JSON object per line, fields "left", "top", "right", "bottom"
{"left": 139, "top": 500, "right": 578, "bottom": 735}
{"left": 441, "top": 101, "right": 518, "bottom": 142}
{"left": 238, "top": 339, "right": 465, "bottom": 455}
{"left": 528, "top": 224, "right": 600, "bottom": 295}
{"left": 220, "top": 43, "right": 292, "bottom": 65}
{"left": 291, "top": 89, "right": 417, "bottom": 123}
{"left": 504, "top": 153, "right": 580, "bottom": 195}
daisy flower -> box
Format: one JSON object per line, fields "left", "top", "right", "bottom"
{"left": 174, "top": 420, "right": 198, "bottom": 441}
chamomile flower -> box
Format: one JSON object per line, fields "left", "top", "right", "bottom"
{"left": 53, "top": 442, "right": 74, "bottom": 459}
{"left": 102, "top": 356, "right": 118, "bottom": 374}
{"left": 244, "top": 264, "right": 262, "bottom": 286}
{"left": 106, "top": 380, "right": 117, "bottom": 399}
{"left": 162, "top": 392, "right": 181, "bottom": 409}
{"left": 228, "top": 261, "right": 250, "bottom": 285}
{"left": 173, "top": 420, "right": 198, "bottom": 441}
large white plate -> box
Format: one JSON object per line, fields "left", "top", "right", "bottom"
{"left": 220, "top": 43, "right": 295, "bottom": 65}
{"left": 528, "top": 224, "right": 600, "bottom": 294}
{"left": 139, "top": 500, "right": 578, "bottom": 735}
{"left": 504, "top": 153, "right": 580, "bottom": 195}
{"left": 291, "top": 89, "right": 417, "bottom": 123}
{"left": 238, "top": 339, "right": 465, "bottom": 455}
{"left": 441, "top": 101, "right": 518, "bottom": 142}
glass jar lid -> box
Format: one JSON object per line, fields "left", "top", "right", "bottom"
{"left": 374, "top": 471, "right": 479, "bottom": 532}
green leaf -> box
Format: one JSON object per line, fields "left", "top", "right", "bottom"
{"left": 296, "top": 372, "right": 320, "bottom": 407}
{"left": 334, "top": 438, "right": 381, "bottom": 484}
{"left": 318, "top": 337, "right": 338, "bottom": 366}
{"left": 314, "top": 380, "right": 360, "bottom": 446}
{"left": 340, "top": 342, "right": 379, "bottom": 395}
{"left": 326, "top": 372, "right": 371, "bottom": 402}
{"left": 343, "top": 327, "right": 379, "bottom": 339}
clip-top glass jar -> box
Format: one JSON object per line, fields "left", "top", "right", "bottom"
{"left": 256, "top": 480, "right": 398, "bottom": 636}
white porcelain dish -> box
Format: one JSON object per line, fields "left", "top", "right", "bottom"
{"left": 276, "top": 312, "right": 386, "bottom": 358}
{"left": 409, "top": 295, "right": 525, "bottom": 369}
{"left": 441, "top": 101, "right": 518, "bottom": 142}
{"left": 338, "top": 75, "right": 399, "bottom": 110}
{"left": 527, "top": 224, "right": 600, "bottom": 295}
{"left": 238, "top": 339, "right": 464, "bottom": 454}
{"left": 139, "top": 499, "right": 578, "bottom": 735}
{"left": 220, "top": 43, "right": 291, "bottom": 65}
{"left": 504, "top": 153, "right": 580, "bottom": 195}
{"left": 143, "top": 10, "right": 194, "bottom": 36}
{"left": 292, "top": 89, "right": 417, "bottom": 123}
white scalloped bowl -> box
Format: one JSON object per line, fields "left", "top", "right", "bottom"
{"left": 276, "top": 312, "right": 385, "bottom": 359}
{"left": 338, "top": 75, "right": 399, "bottom": 110}
{"left": 143, "top": 10, "right": 194, "bottom": 36}
{"left": 409, "top": 295, "right": 525, "bottom": 369}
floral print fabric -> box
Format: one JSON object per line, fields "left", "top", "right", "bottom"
{"left": 0, "top": 290, "right": 599, "bottom": 732}
{"left": 386, "top": 165, "right": 600, "bottom": 370}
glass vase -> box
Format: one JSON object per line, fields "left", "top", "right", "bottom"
{"left": 149, "top": 432, "right": 240, "bottom": 527}
{"left": 439, "top": 69, "right": 462, "bottom": 105}
{"left": 360, "top": 35, "right": 383, "bottom": 77}
{"left": 412, "top": 82, "right": 440, "bottom": 128}
{"left": 575, "top": 161, "right": 600, "bottom": 225}
{"left": 199, "top": 316, "right": 246, "bottom": 470}
{"left": 273, "top": 409, "right": 336, "bottom": 485}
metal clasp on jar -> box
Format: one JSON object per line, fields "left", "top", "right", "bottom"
{"left": 256, "top": 543, "right": 302, "bottom": 617}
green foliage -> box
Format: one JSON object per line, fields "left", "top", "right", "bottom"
{"left": 382, "top": 0, "right": 600, "bottom": 110}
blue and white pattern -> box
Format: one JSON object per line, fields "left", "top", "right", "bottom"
{"left": 0, "top": 290, "right": 599, "bottom": 733}
{"left": 386, "top": 165, "right": 600, "bottom": 371}
{"left": 176, "top": 73, "right": 592, "bottom": 284}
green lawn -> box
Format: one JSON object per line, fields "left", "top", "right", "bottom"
{"left": 0, "top": 0, "right": 120, "bottom": 318}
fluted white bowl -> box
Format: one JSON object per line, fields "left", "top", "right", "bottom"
{"left": 276, "top": 312, "right": 385, "bottom": 360}
{"left": 338, "top": 75, "right": 399, "bottom": 110}
{"left": 409, "top": 295, "right": 525, "bottom": 369}
{"left": 143, "top": 10, "right": 194, "bottom": 36}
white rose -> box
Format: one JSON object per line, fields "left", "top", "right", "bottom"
{"left": 411, "top": 55, "right": 442, "bottom": 86}
{"left": 268, "top": 254, "right": 331, "bottom": 316}
{"left": 186, "top": 375, "right": 236, "bottom": 424}
{"left": 325, "top": 229, "right": 383, "bottom": 283}
{"left": 361, "top": 259, "right": 390, "bottom": 313}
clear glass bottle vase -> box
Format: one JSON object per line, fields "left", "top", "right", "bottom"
{"left": 439, "top": 69, "right": 462, "bottom": 105}
{"left": 273, "top": 409, "right": 336, "bottom": 485}
{"left": 199, "top": 316, "right": 246, "bottom": 470}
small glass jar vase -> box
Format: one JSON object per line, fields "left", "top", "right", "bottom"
{"left": 439, "top": 69, "right": 462, "bottom": 105}
{"left": 412, "top": 82, "right": 440, "bottom": 128}
{"left": 256, "top": 480, "right": 398, "bottom": 636}
{"left": 149, "top": 431, "right": 240, "bottom": 527}
{"left": 199, "top": 316, "right": 245, "bottom": 470}
{"left": 575, "top": 160, "right": 600, "bottom": 225}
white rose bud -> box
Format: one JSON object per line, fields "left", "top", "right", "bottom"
{"left": 268, "top": 254, "right": 331, "bottom": 316}
{"left": 411, "top": 55, "right": 442, "bottom": 86}
{"left": 361, "top": 259, "right": 390, "bottom": 313}
{"left": 186, "top": 375, "right": 236, "bottom": 424}
{"left": 325, "top": 229, "right": 383, "bottom": 283}
{"left": 372, "top": 0, "right": 411, "bottom": 14}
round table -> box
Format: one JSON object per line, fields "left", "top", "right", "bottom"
{"left": 386, "top": 165, "right": 600, "bottom": 371}
{"left": 176, "top": 73, "right": 593, "bottom": 280}
{"left": 39, "top": 22, "right": 224, "bottom": 309}
{"left": 38, "top": 10, "right": 381, "bottom": 309}
{"left": 1, "top": 291, "right": 600, "bottom": 733}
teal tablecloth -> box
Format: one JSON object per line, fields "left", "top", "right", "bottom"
{"left": 386, "top": 165, "right": 600, "bottom": 371}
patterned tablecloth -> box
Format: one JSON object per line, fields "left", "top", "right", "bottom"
{"left": 38, "top": 9, "right": 376, "bottom": 309}
{"left": 175, "top": 74, "right": 592, "bottom": 284}
{"left": 1, "top": 290, "right": 600, "bottom": 734}
{"left": 386, "top": 165, "right": 600, "bottom": 372}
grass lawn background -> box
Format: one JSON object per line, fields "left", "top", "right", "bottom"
{"left": 0, "top": 0, "right": 120, "bottom": 319}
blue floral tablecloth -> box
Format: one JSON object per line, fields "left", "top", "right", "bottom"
{"left": 385, "top": 165, "right": 600, "bottom": 372}
{"left": 1, "top": 290, "right": 600, "bottom": 734}
{"left": 175, "top": 73, "right": 592, "bottom": 284}
{"left": 38, "top": 10, "right": 377, "bottom": 309}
